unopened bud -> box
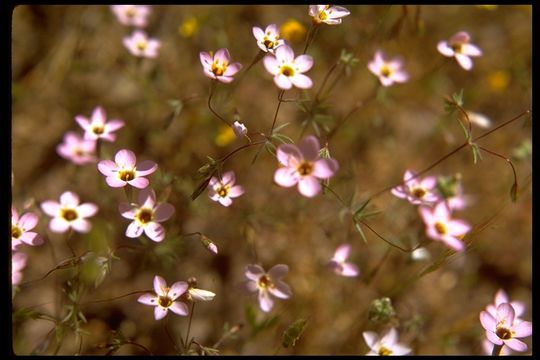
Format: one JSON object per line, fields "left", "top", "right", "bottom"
{"left": 368, "top": 297, "right": 396, "bottom": 324}
{"left": 200, "top": 235, "right": 218, "bottom": 255}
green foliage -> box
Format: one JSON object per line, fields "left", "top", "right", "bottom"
{"left": 281, "top": 318, "right": 308, "bottom": 349}
{"left": 368, "top": 297, "right": 396, "bottom": 324}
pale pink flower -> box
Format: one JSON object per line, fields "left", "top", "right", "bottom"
{"left": 199, "top": 48, "right": 242, "bottom": 83}
{"left": 309, "top": 5, "right": 350, "bottom": 25}
{"left": 486, "top": 289, "right": 526, "bottom": 324}
{"left": 111, "top": 5, "right": 151, "bottom": 28}
{"left": 123, "top": 30, "right": 160, "bottom": 58}
{"left": 12, "top": 252, "right": 28, "bottom": 285}
{"left": 245, "top": 264, "right": 292, "bottom": 313}
{"left": 41, "top": 191, "right": 98, "bottom": 234}
{"left": 368, "top": 50, "right": 409, "bottom": 87}
{"left": 232, "top": 121, "right": 248, "bottom": 138}
{"left": 264, "top": 44, "right": 313, "bottom": 90}
{"left": 138, "top": 275, "right": 189, "bottom": 320}
{"left": 208, "top": 170, "right": 244, "bottom": 207}
{"left": 274, "top": 135, "right": 338, "bottom": 198}
{"left": 362, "top": 328, "right": 412, "bottom": 356}
{"left": 437, "top": 31, "right": 482, "bottom": 70}
{"left": 97, "top": 149, "right": 157, "bottom": 189}
{"left": 11, "top": 207, "right": 43, "bottom": 250}
{"left": 118, "top": 188, "right": 175, "bottom": 242}
{"left": 57, "top": 131, "right": 97, "bottom": 165}
{"left": 480, "top": 303, "right": 532, "bottom": 352}
{"left": 252, "top": 24, "right": 285, "bottom": 53}
{"left": 75, "top": 106, "right": 125, "bottom": 142}
{"left": 328, "top": 244, "right": 359, "bottom": 277}
{"left": 419, "top": 201, "right": 471, "bottom": 252}
{"left": 391, "top": 170, "right": 440, "bottom": 206}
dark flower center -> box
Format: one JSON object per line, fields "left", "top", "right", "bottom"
{"left": 12, "top": 226, "right": 22, "bottom": 239}
{"left": 380, "top": 66, "right": 391, "bottom": 77}
{"left": 297, "top": 161, "right": 314, "bottom": 176}
{"left": 434, "top": 222, "right": 447, "bottom": 235}
{"left": 378, "top": 346, "right": 392, "bottom": 356}
{"left": 92, "top": 125, "right": 105, "bottom": 135}
{"left": 158, "top": 295, "right": 173, "bottom": 308}
{"left": 280, "top": 65, "right": 295, "bottom": 77}
{"left": 496, "top": 326, "right": 512, "bottom": 340}
{"left": 451, "top": 43, "right": 463, "bottom": 53}
{"left": 264, "top": 39, "right": 275, "bottom": 49}
{"left": 258, "top": 275, "right": 272, "bottom": 289}
{"left": 211, "top": 62, "right": 226, "bottom": 76}
{"left": 136, "top": 208, "right": 154, "bottom": 224}
{"left": 217, "top": 186, "right": 229, "bottom": 198}
{"left": 118, "top": 169, "right": 136, "bottom": 182}
{"left": 412, "top": 187, "right": 426, "bottom": 198}
{"left": 61, "top": 209, "right": 78, "bottom": 222}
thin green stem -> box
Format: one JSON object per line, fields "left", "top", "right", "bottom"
{"left": 164, "top": 315, "right": 181, "bottom": 355}
{"left": 269, "top": 90, "right": 286, "bottom": 134}
{"left": 78, "top": 289, "right": 152, "bottom": 306}
{"left": 208, "top": 81, "right": 231, "bottom": 126}
{"left": 184, "top": 302, "right": 196, "bottom": 352}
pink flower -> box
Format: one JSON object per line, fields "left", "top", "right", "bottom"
{"left": 252, "top": 24, "right": 285, "bottom": 53}
{"left": 437, "top": 31, "right": 482, "bottom": 70}
{"left": 199, "top": 48, "right": 242, "bottom": 83}
{"left": 75, "top": 106, "right": 125, "bottom": 142}
{"left": 328, "top": 244, "right": 359, "bottom": 277}
{"left": 486, "top": 289, "right": 526, "bottom": 324}
{"left": 419, "top": 201, "right": 471, "bottom": 252}
{"left": 12, "top": 252, "right": 28, "bottom": 285}
{"left": 264, "top": 44, "right": 314, "bottom": 89}
{"left": 57, "top": 131, "right": 97, "bottom": 165}
{"left": 111, "top": 5, "right": 151, "bottom": 28}
{"left": 137, "top": 275, "right": 189, "bottom": 320}
{"left": 41, "top": 191, "right": 98, "bottom": 234}
{"left": 11, "top": 207, "right": 43, "bottom": 250}
{"left": 309, "top": 5, "right": 350, "bottom": 25}
{"left": 480, "top": 303, "right": 532, "bottom": 352}
{"left": 97, "top": 149, "right": 157, "bottom": 189}
{"left": 232, "top": 121, "right": 248, "bottom": 138}
{"left": 391, "top": 170, "right": 440, "bottom": 206}
{"left": 274, "top": 135, "right": 339, "bottom": 198}
{"left": 362, "top": 328, "right": 411, "bottom": 356}
{"left": 123, "top": 30, "right": 160, "bottom": 58}
{"left": 208, "top": 170, "right": 244, "bottom": 207}
{"left": 482, "top": 339, "right": 511, "bottom": 356}
{"left": 245, "top": 264, "right": 292, "bottom": 313}
{"left": 368, "top": 50, "right": 409, "bottom": 87}
{"left": 118, "top": 188, "right": 175, "bottom": 242}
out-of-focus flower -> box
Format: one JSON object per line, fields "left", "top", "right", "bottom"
{"left": 123, "top": 30, "right": 160, "bottom": 58}
{"left": 245, "top": 264, "right": 292, "bottom": 312}
{"left": 138, "top": 275, "right": 189, "bottom": 320}
{"left": 485, "top": 289, "right": 526, "bottom": 323}
{"left": 98, "top": 149, "right": 157, "bottom": 189}
{"left": 328, "top": 244, "right": 359, "bottom": 277}
{"left": 437, "top": 31, "right": 482, "bottom": 71}
{"left": 368, "top": 50, "right": 409, "bottom": 87}
{"left": 280, "top": 19, "right": 307, "bottom": 43}
{"left": 480, "top": 303, "right": 532, "bottom": 352}
{"left": 199, "top": 48, "right": 242, "bottom": 83}
{"left": 12, "top": 252, "right": 28, "bottom": 285}
{"left": 75, "top": 106, "right": 125, "bottom": 142}
{"left": 263, "top": 44, "right": 313, "bottom": 90}
{"left": 252, "top": 24, "right": 285, "bottom": 53}
{"left": 391, "top": 170, "right": 440, "bottom": 206}
{"left": 274, "top": 135, "right": 338, "bottom": 198}
{"left": 119, "top": 188, "right": 174, "bottom": 242}
{"left": 11, "top": 207, "right": 43, "bottom": 250}
{"left": 232, "top": 121, "right": 248, "bottom": 138}
{"left": 178, "top": 16, "right": 199, "bottom": 38}
{"left": 57, "top": 131, "right": 97, "bottom": 165}
{"left": 41, "top": 191, "right": 98, "bottom": 234}
{"left": 215, "top": 125, "right": 236, "bottom": 147}
{"left": 488, "top": 70, "right": 510, "bottom": 92}
{"left": 436, "top": 174, "right": 469, "bottom": 211}
{"left": 466, "top": 111, "right": 492, "bottom": 129}
{"left": 362, "top": 328, "right": 412, "bottom": 355}
{"left": 111, "top": 5, "right": 151, "bottom": 28}
{"left": 419, "top": 201, "right": 471, "bottom": 252}
{"left": 309, "top": 5, "right": 350, "bottom": 25}
{"left": 410, "top": 247, "right": 431, "bottom": 262}
{"left": 207, "top": 171, "right": 244, "bottom": 207}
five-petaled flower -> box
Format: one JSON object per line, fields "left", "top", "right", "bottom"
{"left": 391, "top": 170, "right": 440, "bottom": 206}
{"left": 328, "top": 243, "right": 360, "bottom": 277}
{"left": 245, "top": 264, "right": 292, "bottom": 313}
{"left": 362, "top": 328, "right": 412, "bottom": 356}
{"left": 274, "top": 135, "right": 339, "bottom": 198}
{"left": 486, "top": 289, "right": 526, "bottom": 324}
{"left": 368, "top": 50, "right": 409, "bottom": 87}
{"left": 123, "top": 30, "right": 161, "bottom": 58}
{"left": 480, "top": 303, "right": 532, "bottom": 353}
{"left": 12, "top": 252, "right": 28, "bottom": 286}
{"left": 437, "top": 31, "right": 482, "bottom": 70}
{"left": 98, "top": 149, "right": 158, "bottom": 189}
{"left": 208, "top": 170, "right": 245, "bottom": 207}
{"left": 309, "top": 5, "right": 350, "bottom": 25}
{"left": 119, "top": 188, "right": 175, "bottom": 242}
{"left": 252, "top": 24, "right": 285, "bottom": 53}
{"left": 41, "top": 191, "right": 98, "bottom": 234}
{"left": 138, "top": 275, "right": 189, "bottom": 320}
{"left": 75, "top": 106, "right": 125, "bottom": 142}
{"left": 57, "top": 131, "right": 97, "bottom": 165}
{"left": 419, "top": 201, "right": 471, "bottom": 252}
{"left": 199, "top": 48, "right": 242, "bottom": 83}
{"left": 111, "top": 5, "right": 151, "bottom": 28}
{"left": 12, "top": 207, "right": 43, "bottom": 250}
{"left": 263, "top": 44, "right": 314, "bottom": 90}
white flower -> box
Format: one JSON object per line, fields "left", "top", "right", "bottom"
{"left": 263, "top": 44, "right": 314, "bottom": 90}
{"left": 437, "top": 31, "right": 482, "bottom": 71}
{"left": 363, "top": 328, "right": 411, "bottom": 356}
{"left": 41, "top": 191, "right": 98, "bottom": 234}
{"left": 138, "top": 275, "right": 189, "bottom": 320}
{"left": 252, "top": 24, "right": 285, "bottom": 53}
{"left": 309, "top": 5, "right": 350, "bottom": 25}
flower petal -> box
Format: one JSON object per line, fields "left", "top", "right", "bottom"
{"left": 297, "top": 176, "right": 321, "bottom": 197}
{"left": 332, "top": 244, "right": 351, "bottom": 262}
{"left": 218, "top": 197, "right": 233, "bottom": 207}
{"left": 119, "top": 202, "right": 137, "bottom": 219}
{"left": 154, "top": 203, "right": 175, "bottom": 222}
{"left": 138, "top": 293, "right": 158, "bottom": 306}
{"left": 298, "top": 135, "right": 320, "bottom": 161}
{"left": 512, "top": 320, "right": 533, "bottom": 338}
{"left": 276, "top": 143, "right": 303, "bottom": 166}
{"left": 447, "top": 220, "right": 471, "bottom": 236}
{"left": 129, "top": 177, "right": 150, "bottom": 189}
{"left": 20, "top": 232, "right": 43, "bottom": 246}
{"left": 154, "top": 275, "right": 168, "bottom": 297}
{"left": 381, "top": 328, "right": 398, "bottom": 347}
{"left": 221, "top": 171, "right": 235, "bottom": 186}
{"left": 480, "top": 310, "right": 497, "bottom": 331}
{"left": 340, "top": 263, "right": 360, "bottom": 277}
{"left": 19, "top": 213, "right": 38, "bottom": 231}
{"left": 263, "top": 54, "right": 280, "bottom": 75}
{"left": 455, "top": 53, "right": 473, "bottom": 70}
{"left": 77, "top": 203, "right": 98, "bottom": 218}
{"left": 294, "top": 54, "right": 313, "bottom": 73}
{"left": 50, "top": 218, "right": 70, "bottom": 233}
{"left": 224, "top": 63, "right": 242, "bottom": 77}
{"left": 245, "top": 264, "right": 265, "bottom": 280}
{"left": 154, "top": 306, "right": 168, "bottom": 320}
{"left": 97, "top": 160, "right": 118, "bottom": 176}
{"left": 199, "top": 51, "right": 212, "bottom": 66}
{"left": 145, "top": 222, "right": 166, "bottom": 242}
{"left": 276, "top": 44, "right": 294, "bottom": 62}
{"left": 441, "top": 235, "right": 465, "bottom": 252}
{"left": 71, "top": 219, "right": 92, "bottom": 233}
{"left": 437, "top": 41, "right": 455, "bottom": 57}
{"left": 496, "top": 303, "right": 515, "bottom": 325}
{"left": 228, "top": 185, "right": 244, "bottom": 198}
{"left": 126, "top": 221, "right": 144, "bottom": 238}
{"left": 60, "top": 191, "right": 80, "bottom": 207}
{"left": 291, "top": 74, "right": 313, "bottom": 89}
{"left": 258, "top": 290, "right": 274, "bottom": 312}
{"left": 504, "top": 338, "right": 527, "bottom": 352}
{"left": 115, "top": 149, "right": 136, "bottom": 168}
{"left": 268, "top": 281, "right": 292, "bottom": 299}
{"left": 313, "top": 158, "right": 338, "bottom": 179}
{"left": 214, "top": 48, "right": 231, "bottom": 63}
{"left": 462, "top": 43, "right": 482, "bottom": 57}
{"left": 105, "top": 119, "right": 125, "bottom": 132}
{"left": 274, "top": 74, "right": 293, "bottom": 90}
{"left": 268, "top": 264, "right": 288, "bottom": 279}
{"left": 169, "top": 301, "right": 189, "bottom": 316}
{"left": 362, "top": 331, "right": 378, "bottom": 349}
{"left": 106, "top": 176, "right": 127, "bottom": 188}
{"left": 169, "top": 281, "right": 188, "bottom": 300}
{"left": 274, "top": 167, "right": 298, "bottom": 187}
{"left": 136, "top": 160, "right": 158, "bottom": 176}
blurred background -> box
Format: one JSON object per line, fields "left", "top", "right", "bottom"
{"left": 11, "top": 5, "right": 532, "bottom": 355}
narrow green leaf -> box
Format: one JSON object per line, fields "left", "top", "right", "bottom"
{"left": 282, "top": 318, "right": 308, "bottom": 348}
{"left": 355, "top": 222, "right": 368, "bottom": 243}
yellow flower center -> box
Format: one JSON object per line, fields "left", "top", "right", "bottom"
{"left": 92, "top": 125, "right": 104, "bottom": 135}
{"left": 451, "top": 43, "right": 463, "bottom": 53}
{"left": 61, "top": 208, "right": 78, "bottom": 222}
{"left": 280, "top": 65, "right": 295, "bottom": 77}
{"left": 263, "top": 38, "right": 276, "bottom": 49}
{"left": 378, "top": 346, "right": 393, "bottom": 356}
{"left": 158, "top": 295, "right": 173, "bottom": 308}
{"left": 411, "top": 187, "right": 426, "bottom": 198}
{"left": 380, "top": 65, "right": 391, "bottom": 78}
{"left": 135, "top": 208, "right": 154, "bottom": 224}
{"left": 118, "top": 169, "right": 136, "bottom": 182}
{"left": 434, "top": 222, "right": 447, "bottom": 235}
{"left": 216, "top": 185, "right": 230, "bottom": 198}
{"left": 257, "top": 274, "right": 272, "bottom": 289}
{"left": 211, "top": 61, "right": 227, "bottom": 77}
{"left": 297, "top": 161, "right": 314, "bottom": 176}
{"left": 12, "top": 225, "right": 23, "bottom": 239}
{"left": 136, "top": 41, "right": 147, "bottom": 51}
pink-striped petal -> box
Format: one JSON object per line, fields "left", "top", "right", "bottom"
{"left": 145, "top": 222, "right": 165, "bottom": 242}
{"left": 126, "top": 221, "right": 144, "bottom": 238}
